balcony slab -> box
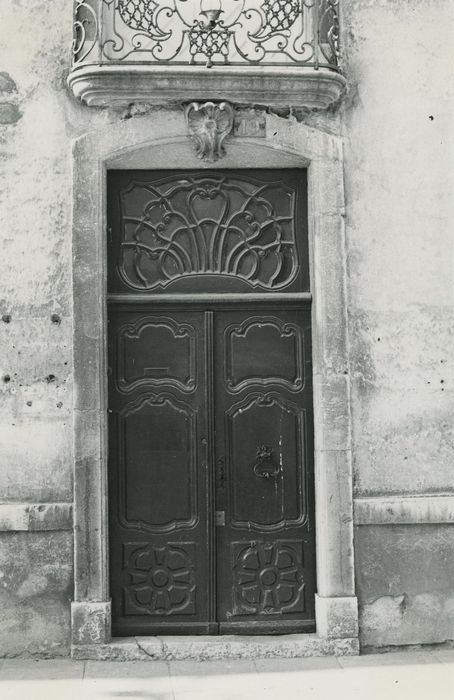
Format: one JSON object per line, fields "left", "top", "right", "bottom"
{"left": 68, "top": 64, "right": 346, "bottom": 110}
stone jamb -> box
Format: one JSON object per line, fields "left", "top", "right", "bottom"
{"left": 71, "top": 110, "right": 358, "bottom": 653}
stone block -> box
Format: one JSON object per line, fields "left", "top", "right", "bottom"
{"left": 0, "top": 316, "right": 72, "bottom": 382}
{"left": 0, "top": 532, "right": 72, "bottom": 656}
{"left": 27, "top": 503, "right": 73, "bottom": 531}
{"left": 73, "top": 457, "right": 107, "bottom": 601}
{"left": 313, "top": 375, "right": 351, "bottom": 451}
{"left": 0, "top": 503, "right": 72, "bottom": 532}
{"left": 72, "top": 635, "right": 359, "bottom": 661}
{"left": 74, "top": 410, "right": 104, "bottom": 462}
{"left": 356, "top": 524, "right": 454, "bottom": 646}
{"left": 354, "top": 495, "right": 454, "bottom": 526}
{"left": 311, "top": 217, "right": 347, "bottom": 307}
{"left": 73, "top": 341, "right": 105, "bottom": 411}
{"left": 0, "top": 420, "right": 73, "bottom": 502}
{"left": 0, "top": 504, "right": 28, "bottom": 531}
{"left": 311, "top": 314, "right": 349, "bottom": 376}
{"left": 71, "top": 601, "right": 111, "bottom": 645}
{"left": 266, "top": 114, "right": 342, "bottom": 161}
{"left": 309, "top": 157, "right": 345, "bottom": 217}
{"left": 315, "top": 594, "right": 359, "bottom": 639}
{"left": 310, "top": 214, "right": 349, "bottom": 376}
{"left": 315, "top": 450, "right": 355, "bottom": 597}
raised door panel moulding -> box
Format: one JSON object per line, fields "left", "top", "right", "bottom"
{"left": 226, "top": 392, "right": 309, "bottom": 531}
{"left": 68, "top": 0, "right": 346, "bottom": 109}
{"left": 224, "top": 316, "right": 306, "bottom": 393}
{"left": 117, "top": 393, "right": 198, "bottom": 533}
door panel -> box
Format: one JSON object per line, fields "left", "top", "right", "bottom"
{"left": 117, "top": 316, "right": 196, "bottom": 392}
{"left": 214, "top": 308, "right": 315, "bottom": 633}
{"left": 107, "top": 168, "right": 315, "bottom": 636}
{"left": 108, "top": 308, "right": 216, "bottom": 635}
{"left": 224, "top": 316, "right": 305, "bottom": 393}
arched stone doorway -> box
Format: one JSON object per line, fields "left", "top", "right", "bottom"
{"left": 70, "top": 112, "right": 358, "bottom": 658}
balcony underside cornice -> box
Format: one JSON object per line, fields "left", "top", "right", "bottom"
{"left": 68, "top": 64, "right": 346, "bottom": 110}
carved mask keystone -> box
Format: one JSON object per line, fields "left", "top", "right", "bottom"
{"left": 185, "top": 101, "right": 234, "bottom": 162}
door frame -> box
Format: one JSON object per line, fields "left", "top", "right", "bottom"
{"left": 70, "top": 111, "right": 359, "bottom": 653}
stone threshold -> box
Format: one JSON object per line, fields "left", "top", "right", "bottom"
{"left": 72, "top": 635, "right": 359, "bottom": 661}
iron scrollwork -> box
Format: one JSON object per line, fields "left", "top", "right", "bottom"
{"left": 188, "top": 17, "right": 232, "bottom": 69}
{"left": 73, "top": 0, "right": 99, "bottom": 64}
{"left": 73, "top": 1, "right": 341, "bottom": 71}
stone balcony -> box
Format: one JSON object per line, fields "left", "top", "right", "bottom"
{"left": 68, "top": 0, "right": 346, "bottom": 109}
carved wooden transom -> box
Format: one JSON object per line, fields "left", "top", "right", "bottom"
{"left": 108, "top": 169, "right": 308, "bottom": 294}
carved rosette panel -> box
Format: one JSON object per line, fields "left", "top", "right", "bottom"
{"left": 118, "top": 393, "right": 198, "bottom": 533}
{"left": 73, "top": 1, "right": 340, "bottom": 70}
{"left": 124, "top": 542, "right": 196, "bottom": 616}
{"left": 116, "top": 174, "right": 299, "bottom": 292}
{"left": 225, "top": 316, "right": 304, "bottom": 393}
{"left": 232, "top": 541, "right": 306, "bottom": 615}
{"left": 116, "top": 316, "right": 196, "bottom": 393}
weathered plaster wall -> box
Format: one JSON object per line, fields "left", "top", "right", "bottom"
{"left": 342, "top": 0, "right": 454, "bottom": 646}
{"left": 0, "top": 532, "right": 73, "bottom": 656}
{"left": 356, "top": 525, "right": 454, "bottom": 647}
{"left": 0, "top": 0, "right": 452, "bottom": 655}
{"left": 0, "top": 0, "right": 106, "bottom": 656}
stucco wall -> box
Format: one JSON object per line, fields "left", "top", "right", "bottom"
{"left": 342, "top": 0, "right": 454, "bottom": 646}
{"left": 0, "top": 0, "right": 102, "bottom": 656}
{"left": 0, "top": 0, "right": 452, "bottom": 655}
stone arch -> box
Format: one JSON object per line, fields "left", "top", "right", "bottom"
{"left": 70, "top": 110, "right": 358, "bottom": 657}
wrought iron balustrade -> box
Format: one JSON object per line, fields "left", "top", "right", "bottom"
{"left": 70, "top": 1, "right": 345, "bottom": 109}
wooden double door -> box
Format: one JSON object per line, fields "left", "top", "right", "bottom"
{"left": 108, "top": 303, "right": 315, "bottom": 636}
{"left": 107, "top": 168, "right": 315, "bottom": 635}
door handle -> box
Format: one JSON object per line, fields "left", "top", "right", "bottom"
{"left": 253, "top": 445, "right": 280, "bottom": 479}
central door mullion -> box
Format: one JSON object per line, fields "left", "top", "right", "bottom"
{"left": 204, "top": 310, "right": 218, "bottom": 632}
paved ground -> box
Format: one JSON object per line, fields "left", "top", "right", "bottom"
{"left": 0, "top": 649, "right": 453, "bottom": 700}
